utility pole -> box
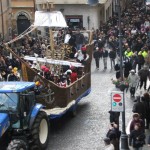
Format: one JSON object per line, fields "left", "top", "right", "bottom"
{"left": 37, "top": 0, "right": 55, "bottom": 58}
{"left": 33, "top": 0, "right": 36, "bottom": 12}
{"left": 117, "top": 0, "right": 129, "bottom": 149}
{"left": 0, "top": 0, "right": 4, "bottom": 40}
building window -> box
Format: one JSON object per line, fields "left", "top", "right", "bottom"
{"left": 65, "top": 15, "right": 83, "bottom": 30}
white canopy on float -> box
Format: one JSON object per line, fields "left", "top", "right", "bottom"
{"left": 33, "top": 11, "right": 68, "bottom": 28}
{"left": 24, "top": 56, "right": 84, "bottom": 67}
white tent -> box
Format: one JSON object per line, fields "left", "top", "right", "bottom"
{"left": 34, "top": 11, "right": 68, "bottom": 28}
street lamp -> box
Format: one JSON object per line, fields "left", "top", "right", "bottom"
{"left": 87, "top": 0, "right": 129, "bottom": 149}
{"left": 117, "top": 0, "right": 129, "bottom": 149}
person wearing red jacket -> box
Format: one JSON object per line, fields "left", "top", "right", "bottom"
{"left": 70, "top": 69, "right": 77, "bottom": 83}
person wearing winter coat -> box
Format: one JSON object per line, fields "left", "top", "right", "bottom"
{"left": 106, "top": 124, "right": 120, "bottom": 150}
{"left": 148, "top": 135, "right": 150, "bottom": 147}
{"left": 138, "top": 66, "right": 149, "bottom": 90}
{"left": 145, "top": 50, "right": 150, "bottom": 67}
{"left": 109, "top": 49, "right": 116, "bottom": 70}
{"left": 104, "top": 137, "right": 114, "bottom": 150}
{"left": 75, "top": 29, "right": 85, "bottom": 50}
{"left": 93, "top": 47, "right": 101, "bottom": 70}
{"left": 114, "top": 64, "right": 120, "bottom": 79}
{"left": 128, "top": 70, "right": 139, "bottom": 97}
{"left": 74, "top": 48, "right": 89, "bottom": 65}
{"left": 132, "top": 97, "right": 146, "bottom": 121}
{"left": 130, "top": 113, "right": 145, "bottom": 133}
{"left": 131, "top": 52, "right": 139, "bottom": 71}
{"left": 137, "top": 52, "right": 145, "bottom": 71}
{"left": 124, "top": 57, "right": 132, "bottom": 78}
{"left": 108, "top": 110, "right": 120, "bottom": 125}
{"left": 141, "top": 93, "right": 150, "bottom": 129}
{"left": 102, "top": 49, "right": 108, "bottom": 70}
{"left": 129, "top": 123, "right": 145, "bottom": 150}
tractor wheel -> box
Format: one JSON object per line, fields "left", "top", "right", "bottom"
{"left": 7, "top": 139, "right": 28, "bottom": 150}
{"left": 31, "top": 111, "right": 49, "bottom": 150}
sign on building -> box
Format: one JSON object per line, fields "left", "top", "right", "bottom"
{"left": 111, "top": 91, "right": 124, "bottom": 112}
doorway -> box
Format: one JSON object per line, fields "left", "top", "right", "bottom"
{"left": 65, "top": 15, "right": 83, "bottom": 30}
{"left": 17, "top": 13, "right": 30, "bottom": 35}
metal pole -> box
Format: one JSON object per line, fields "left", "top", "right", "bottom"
{"left": 33, "top": 0, "right": 36, "bottom": 12}
{"left": 117, "top": 0, "right": 129, "bottom": 149}
{"left": 0, "top": 0, "right": 4, "bottom": 39}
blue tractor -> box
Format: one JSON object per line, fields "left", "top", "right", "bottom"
{"left": 0, "top": 82, "right": 50, "bottom": 150}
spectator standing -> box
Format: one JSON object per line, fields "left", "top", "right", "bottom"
{"left": 114, "top": 64, "right": 120, "bottom": 79}
{"left": 138, "top": 66, "right": 149, "bottom": 90}
{"left": 109, "top": 49, "right": 116, "bottom": 70}
{"left": 132, "top": 96, "right": 146, "bottom": 121}
{"left": 70, "top": 68, "right": 78, "bottom": 83}
{"left": 108, "top": 110, "right": 120, "bottom": 125}
{"left": 141, "top": 93, "right": 150, "bottom": 129}
{"left": 129, "top": 123, "right": 145, "bottom": 150}
{"left": 148, "top": 135, "right": 150, "bottom": 147}
{"left": 93, "top": 47, "right": 100, "bottom": 70}
{"left": 137, "top": 52, "right": 145, "bottom": 71}
{"left": 130, "top": 113, "right": 145, "bottom": 133}
{"left": 124, "top": 57, "right": 132, "bottom": 78}
{"left": 75, "top": 29, "right": 85, "bottom": 50}
{"left": 102, "top": 48, "right": 108, "bottom": 70}
{"left": 7, "top": 70, "right": 19, "bottom": 81}
{"left": 106, "top": 124, "right": 119, "bottom": 150}
{"left": 103, "top": 137, "right": 114, "bottom": 150}
{"left": 128, "top": 70, "right": 139, "bottom": 97}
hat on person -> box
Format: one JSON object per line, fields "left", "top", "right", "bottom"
{"left": 33, "top": 61, "right": 36, "bottom": 64}
{"left": 81, "top": 46, "right": 86, "bottom": 51}
{"left": 133, "top": 113, "right": 140, "bottom": 118}
{"left": 44, "top": 68, "right": 49, "bottom": 73}
{"left": 41, "top": 65, "right": 46, "bottom": 71}
{"left": 8, "top": 66, "right": 12, "bottom": 69}
{"left": 130, "top": 69, "right": 135, "bottom": 73}
{"left": 13, "top": 67, "right": 18, "bottom": 71}
{"left": 103, "top": 137, "right": 111, "bottom": 145}
{"left": 35, "top": 81, "right": 41, "bottom": 86}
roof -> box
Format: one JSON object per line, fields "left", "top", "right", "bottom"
{"left": 0, "top": 82, "right": 35, "bottom": 93}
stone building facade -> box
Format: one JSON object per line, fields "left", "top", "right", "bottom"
{"left": 0, "top": 0, "right": 129, "bottom": 41}
{"left": 0, "top": 0, "right": 35, "bottom": 41}
{"left": 36, "top": 0, "right": 113, "bottom": 30}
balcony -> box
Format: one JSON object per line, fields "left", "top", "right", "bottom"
{"left": 11, "top": 0, "right": 34, "bottom": 8}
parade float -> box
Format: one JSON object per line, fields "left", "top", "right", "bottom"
{"left": 0, "top": 2, "right": 93, "bottom": 149}
{"left": 3, "top": 3, "right": 93, "bottom": 119}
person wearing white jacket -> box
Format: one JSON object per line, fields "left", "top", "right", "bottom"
{"left": 128, "top": 70, "right": 140, "bottom": 97}
{"left": 104, "top": 138, "right": 114, "bottom": 150}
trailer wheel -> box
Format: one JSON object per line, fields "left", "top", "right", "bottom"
{"left": 31, "top": 111, "right": 49, "bottom": 150}
{"left": 7, "top": 139, "right": 28, "bottom": 150}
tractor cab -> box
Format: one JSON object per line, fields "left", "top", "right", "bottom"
{"left": 0, "top": 82, "right": 36, "bottom": 136}
{"left": 0, "top": 82, "right": 50, "bottom": 150}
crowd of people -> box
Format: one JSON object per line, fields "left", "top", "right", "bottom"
{"left": 0, "top": 28, "right": 90, "bottom": 88}
{"left": 90, "top": 0, "right": 150, "bottom": 149}
{"left": 1, "top": 0, "right": 150, "bottom": 149}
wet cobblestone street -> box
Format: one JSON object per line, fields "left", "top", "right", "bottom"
{"left": 47, "top": 60, "right": 149, "bottom": 150}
